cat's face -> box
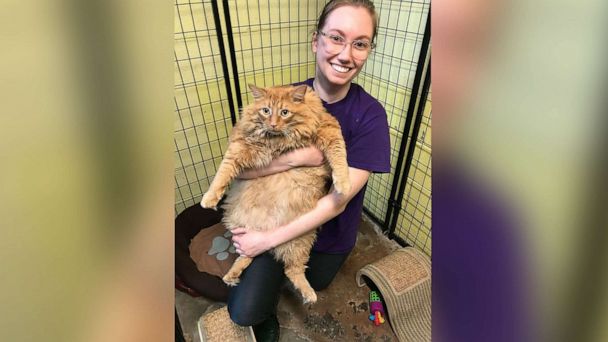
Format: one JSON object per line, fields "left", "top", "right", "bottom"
{"left": 243, "top": 84, "right": 319, "bottom": 138}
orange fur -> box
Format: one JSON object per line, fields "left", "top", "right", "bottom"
{"left": 200, "top": 84, "right": 350, "bottom": 303}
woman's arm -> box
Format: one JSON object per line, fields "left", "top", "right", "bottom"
{"left": 237, "top": 146, "right": 325, "bottom": 179}
{"left": 231, "top": 167, "right": 371, "bottom": 257}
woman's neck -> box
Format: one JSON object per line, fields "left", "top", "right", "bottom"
{"left": 313, "top": 77, "right": 351, "bottom": 104}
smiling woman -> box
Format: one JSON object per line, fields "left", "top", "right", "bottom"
{"left": 311, "top": 4, "right": 377, "bottom": 100}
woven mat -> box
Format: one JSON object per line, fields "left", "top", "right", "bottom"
{"left": 356, "top": 247, "right": 431, "bottom": 342}
{"left": 197, "top": 306, "right": 256, "bottom": 342}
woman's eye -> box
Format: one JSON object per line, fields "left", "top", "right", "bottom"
{"left": 280, "top": 109, "right": 289, "bottom": 116}
{"left": 354, "top": 41, "right": 369, "bottom": 50}
{"left": 330, "top": 35, "right": 343, "bottom": 43}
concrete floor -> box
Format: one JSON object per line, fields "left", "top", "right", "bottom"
{"left": 176, "top": 215, "right": 401, "bottom": 342}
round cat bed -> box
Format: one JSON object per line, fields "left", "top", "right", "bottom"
{"left": 356, "top": 247, "right": 431, "bottom": 342}
{"left": 175, "top": 203, "right": 231, "bottom": 302}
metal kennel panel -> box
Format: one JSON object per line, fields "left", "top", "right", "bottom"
{"left": 391, "top": 70, "right": 431, "bottom": 256}
{"left": 395, "top": 94, "right": 431, "bottom": 256}
{"left": 174, "top": 0, "right": 236, "bottom": 214}
{"left": 173, "top": 1, "right": 432, "bottom": 256}
{"left": 356, "top": 1, "right": 430, "bottom": 253}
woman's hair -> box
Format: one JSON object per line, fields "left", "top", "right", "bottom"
{"left": 316, "top": 0, "right": 379, "bottom": 42}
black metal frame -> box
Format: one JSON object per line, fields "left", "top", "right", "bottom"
{"left": 221, "top": 0, "right": 243, "bottom": 111}
{"left": 211, "top": 0, "right": 238, "bottom": 125}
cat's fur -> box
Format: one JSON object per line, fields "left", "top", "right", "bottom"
{"left": 200, "top": 84, "right": 350, "bottom": 303}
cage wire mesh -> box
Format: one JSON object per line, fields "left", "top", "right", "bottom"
{"left": 173, "top": 0, "right": 431, "bottom": 256}
{"left": 174, "top": 0, "right": 234, "bottom": 214}
{"left": 395, "top": 95, "right": 432, "bottom": 255}
{"left": 226, "top": 1, "right": 326, "bottom": 102}
{"left": 354, "top": 1, "right": 429, "bottom": 242}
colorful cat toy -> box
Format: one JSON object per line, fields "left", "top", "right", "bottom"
{"left": 369, "top": 291, "right": 386, "bottom": 326}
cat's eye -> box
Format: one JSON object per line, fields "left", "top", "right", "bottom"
{"left": 280, "top": 109, "right": 289, "bottom": 117}
{"left": 260, "top": 107, "right": 271, "bottom": 116}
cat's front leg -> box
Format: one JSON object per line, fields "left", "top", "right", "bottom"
{"left": 316, "top": 127, "right": 351, "bottom": 195}
{"left": 222, "top": 256, "right": 253, "bottom": 286}
{"left": 200, "top": 141, "right": 245, "bottom": 208}
{"left": 200, "top": 158, "right": 238, "bottom": 209}
{"left": 201, "top": 141, "right": 272, "bottom": 209}
{"left": 330, "top": 161, "right": 351, "bottom": 195}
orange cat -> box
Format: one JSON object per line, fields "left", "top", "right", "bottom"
{"left": 200, "top": 84, "right": 350, "bottom": 303}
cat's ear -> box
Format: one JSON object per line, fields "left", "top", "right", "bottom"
{"left": 249, "top": 84, "right": 266, "bottom": 100}
{"left": 292, "top": 85, "right": 308, "bottom": 103}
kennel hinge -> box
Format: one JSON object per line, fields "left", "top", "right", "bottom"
{"left": 389, "top": 199, "right": 402, "bottom": 211}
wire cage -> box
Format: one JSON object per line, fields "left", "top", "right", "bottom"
{"left": 174, "top": 0, "right": 431, "bottom": 255}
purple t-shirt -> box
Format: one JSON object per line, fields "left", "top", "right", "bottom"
{"left": 297, "top": 79, "right": 391, "bottom": 253}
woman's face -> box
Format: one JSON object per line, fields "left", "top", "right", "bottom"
{"left": 312, "top": 6, "right": 374, "bottom": 87}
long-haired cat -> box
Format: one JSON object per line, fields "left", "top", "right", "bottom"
{"left": 200, "top": 84, "right": 350, "bottom": 303}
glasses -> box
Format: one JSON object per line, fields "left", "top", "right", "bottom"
{"left": 317, "top": 30, "right": 376, "bottom": 60}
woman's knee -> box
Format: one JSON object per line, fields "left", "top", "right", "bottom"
{"left": 306, "top": 251, "right": 349, "bottom": 291}
{"left": 226, "top": 253, "right": 284, "bottom": 326}
{"left": 309, "top": 276, "right": 333, "bottom": 292}
{"left": 227, "top": 301, "right": 264, "bottom": 327}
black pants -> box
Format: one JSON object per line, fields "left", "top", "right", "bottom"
{"left": 175, "top": 204, "right": 349, "bottom": 325}
{"left": 227, "top": 249, "right": 349, "bottom": 326}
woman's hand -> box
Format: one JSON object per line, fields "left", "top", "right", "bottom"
{"left": 230, "top": 227, "right": 276, "bottom": 258}
{"left": 238, "top": 146, "right": 325, "bottom": 179}
{"left": 281, "top": 146, "right": 325, "bottom": 168}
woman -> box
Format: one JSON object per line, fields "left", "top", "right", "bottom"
{"left": 175, "top": 1, "right": 390, "bottom": 341}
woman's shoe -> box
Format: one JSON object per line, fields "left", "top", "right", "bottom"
{"left": 252, "top": 315, "right": 280, "bottom": 342}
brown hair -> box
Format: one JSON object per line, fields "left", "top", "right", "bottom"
{"left": 316, "top": 0, "right": 379, "bottom": 42}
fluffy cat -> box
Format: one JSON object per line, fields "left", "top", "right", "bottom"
{"left": 200, "top": 84, "right": 350, "bottom": 303}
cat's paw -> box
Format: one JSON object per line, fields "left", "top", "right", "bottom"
{"left": 301, "top": 288, "right": 318, "bottom": 304}
{"left": 222, "top": 274, "right": 240, "bottom": 287}
{"left": 333, "top": 175, "right": 351, "bottom": 195}
{"left": 200, "top": 191, "right": 221, "bottom": 209}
